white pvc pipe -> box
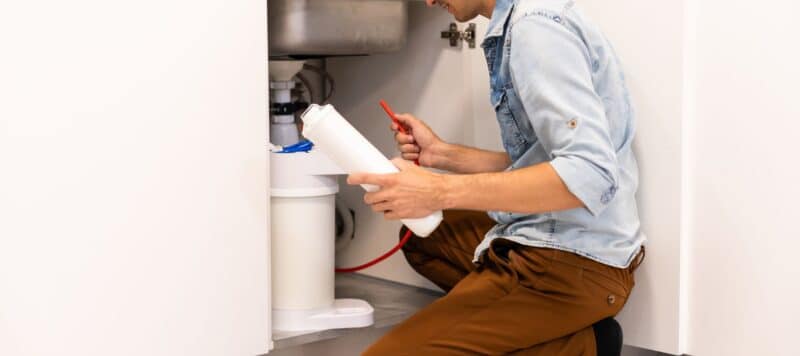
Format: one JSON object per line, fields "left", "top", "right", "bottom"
{"left": 269, "top": 81, "right": 300, "bottom": 145}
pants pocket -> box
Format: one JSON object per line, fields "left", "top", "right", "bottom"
{"left": 581, "top": 267, "right": 632, "bottom": 313}
{"left": 506, "top": 246, "right": 560, "bottom": 292}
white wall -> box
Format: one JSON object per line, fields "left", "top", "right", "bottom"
{"left": 579, "top": 2, "right": 687, "bottom": 354}
{"left": 686, "top": 1, "right": 800, "bottom": 355}
{"left": 328, "top": 4, "right": 475, "bottom": 290}
{"left": 0, "top": 1, "right": 270, "bottom": 355}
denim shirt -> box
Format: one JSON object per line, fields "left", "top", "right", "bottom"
{"left": 473, "top": 0, "right": 646, "bottom": 268}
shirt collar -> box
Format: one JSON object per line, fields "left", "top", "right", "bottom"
{"left": 483, "top": 0, "right": 515, "bottom": 41}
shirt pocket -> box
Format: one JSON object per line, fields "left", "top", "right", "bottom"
{"left": 494, "top": 90, "right": 528, "bottom": 159}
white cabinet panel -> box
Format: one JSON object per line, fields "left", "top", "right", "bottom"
{"left": 687, "top": 1, "right": 800, "bottom": 355}
{"left": 327, "top": 3, "right": 479, "bottom": 290}
{"left": 579, "top": 2, "right": 688, "bottom": 354}
{"left": 0, "top": 1, "right": 270, "bottom": 355}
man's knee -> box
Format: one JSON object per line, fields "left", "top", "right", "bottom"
{"left": 399, "top": 226, "right": 428, "bottom": 269}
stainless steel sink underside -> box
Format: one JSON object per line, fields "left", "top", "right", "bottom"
{"left": 268, "top": 0, "right": 408, "bottom": 58}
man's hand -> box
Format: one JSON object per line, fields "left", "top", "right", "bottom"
{"left": 391, "top": 113, "right": 447, "bottom": 168}
{"left": 347, "top": 158, "right": 450, "bottom": 220}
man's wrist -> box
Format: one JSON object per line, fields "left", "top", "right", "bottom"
{"left": 436, "top": 173, "right": 466, "bottom": 211}
{"left": 428, "top": 140, "right": 453, "bottom": 170}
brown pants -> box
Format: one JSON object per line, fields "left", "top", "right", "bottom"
{"left": 363, "top": 211, "right": 643, "bottom": 356}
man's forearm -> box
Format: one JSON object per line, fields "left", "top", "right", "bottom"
{"left": 431, "top": 143, "right": 511, "bottom": 174}
{"left": 440, "top": 162, "right": 584, "bottom": 214}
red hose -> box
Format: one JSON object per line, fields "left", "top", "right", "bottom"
{"left": 335, "top": 229, "right": 414, "bottom": 273}
{"left": 335, "top": 100, "right": 418, "bottom": 273}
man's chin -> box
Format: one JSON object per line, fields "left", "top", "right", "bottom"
{"left": 453, "top": 12, "right": 478, "bottom": 22}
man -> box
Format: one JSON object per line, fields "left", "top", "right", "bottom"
{"left": 348, "top": 0, "right": 646, "bottom": 354}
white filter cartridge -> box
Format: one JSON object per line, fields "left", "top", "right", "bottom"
{"left": 301, "top": 104, "right": 443, "bottom": 237}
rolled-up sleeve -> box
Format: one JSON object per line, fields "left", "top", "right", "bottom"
{"left": 509, "top": 15, "right": 620, "bottom": 216}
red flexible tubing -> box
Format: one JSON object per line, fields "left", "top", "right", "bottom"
{"left": 335, "top": 229, "right": 414, "bottom": 273}
{"left": 335, "top": 100, "right": 417, "bottom": 273}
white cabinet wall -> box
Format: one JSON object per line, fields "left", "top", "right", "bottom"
{"left": 579, "top": 2, "right": 688, "bottom": 354}
{"left": 0, "top": 1, "right": 270, "bottom": 356}
{"left": 686, "top": 1, "right": 800, "bottom": 355}
{"left": 329, "top": 5, "right": 484, "bottom": 291}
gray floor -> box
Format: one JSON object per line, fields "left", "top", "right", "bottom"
{"left": 269, "top": 274, "right": 668, "bottom": 356}
{"left": 272, "top": 273, "right": 442, "bottom": 350}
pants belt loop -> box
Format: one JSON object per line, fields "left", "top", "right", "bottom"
{"left": 630, "top": 246, "right": 646, "bottom": 273}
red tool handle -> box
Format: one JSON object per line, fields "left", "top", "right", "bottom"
{"left": 379, "top": 99, "right": 406, "bottom": 134}
{"left": 379, "top": 100, "right": 419, "bottom": 165}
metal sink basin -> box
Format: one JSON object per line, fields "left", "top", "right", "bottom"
{"left": 268, "top": 0, "right": 408, "bottom": 58}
